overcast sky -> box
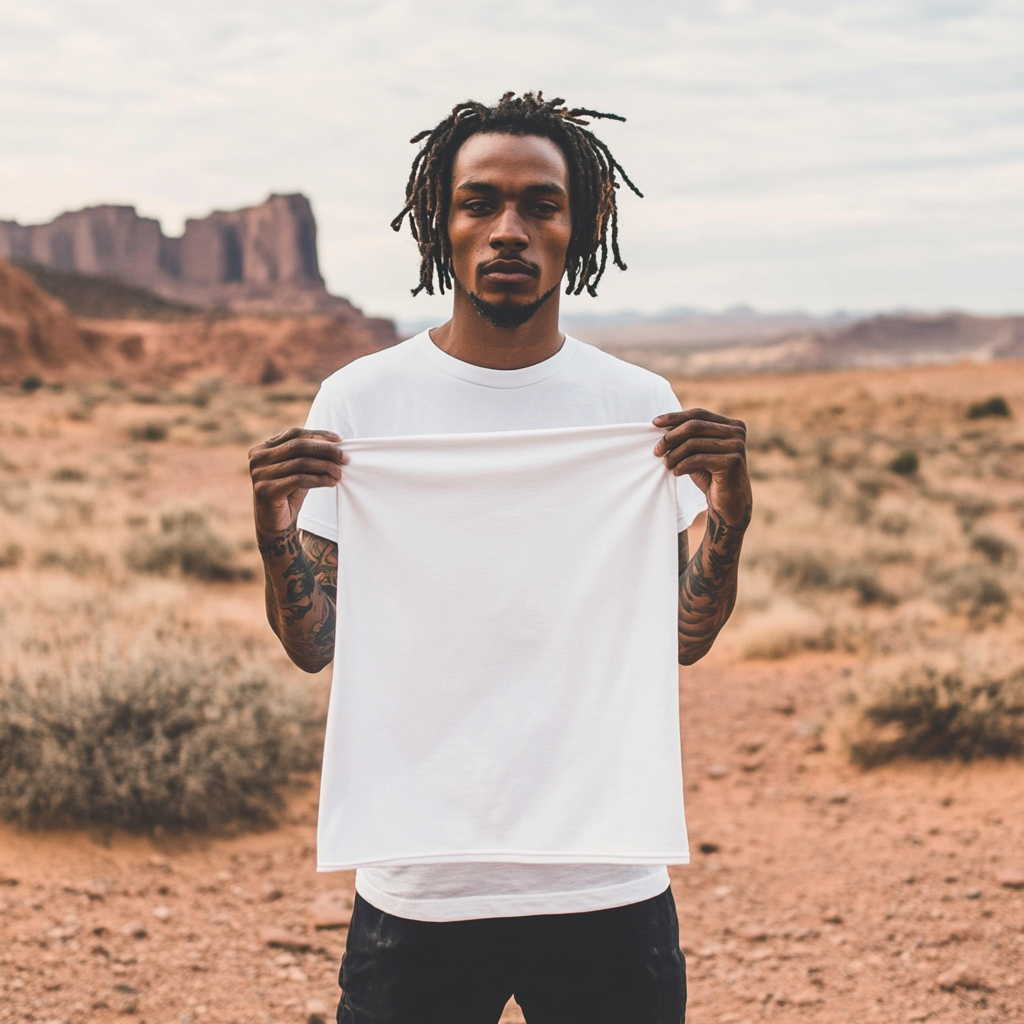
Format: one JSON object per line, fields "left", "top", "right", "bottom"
{"left": 2, "top": 0, "right": 1022, "bottom": 322}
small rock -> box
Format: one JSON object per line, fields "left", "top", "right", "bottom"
{"left": 152, "top": 905, "right": 171, "bottom": 922}
{"left": 260, "top": 926, "right": 311, "bottom": 952}
{"left": 713, "top": 885, "right": 732, "bottom": 899}
{"left": 275, "top": 953, "right": 298, "bottom": 966}
{"left": 905, "top": 1010, "right": 930, "bottom": 1022}
{"left": 309, "top": 891, "right": 353, "bottom": 930}
{"left": 0, "top": 873, "right": 20, "bottom": 887}
{"left": 740, "top": 758, "right": 763, "bottom": 773}
{"left": 821, "top": 908, "right": 844, "bottom": 924}
{"left": 698, "top": 842, "right": 720, "bottom": 855}
{"left": 772, "top": 698, "right": 796, "bottom": 716}
{"left": 736, "top": 737, "right": 765, "bottom": 754}
{"left": 828, "top": 787, "right": 851, "bottom": 804}
{"left": 215, "top": 870, "right": 233, "bottom": 882}
{"left": 119, "top": 921, "right": 147, "bottom": 939}
{"left": 936, "top": 963, "right": 985, "bottom": 991}
{"left": 705, "top": 763, "right": 730, "bottom": 780}
{"left": 285, "top": 966, "right": 308, "bottom": 983}
{"left": 792, "top": 989, "right": 823, "bottom": 1006}
{"left": 997, "top": 870, "right": 1024, "bottom": 890}
{"left": 148, "top": 855, "right": 172, "bottom": 872}
{"left": 119, "top": 996, "right": 139, "bottom": 1014}
{"left": 262, "top": 882, "right": 284, "bottom": 901}
{"left": 964, "top": 888, "right": 982, "bottom": 900}
{"left": 740, "top": 925, "right": 770, "bottom": 942}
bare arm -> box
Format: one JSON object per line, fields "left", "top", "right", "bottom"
{"left": 259, "top": 528, "right": 338, "bottom": 673}
{"left": 655, "top": 408, "right": 752, "bottom": 666}
{"left": 248, "top": 427, "right": 345, "bottom": 673}
{"left": 675, "top": 507, "right": 746, "bottom": 665}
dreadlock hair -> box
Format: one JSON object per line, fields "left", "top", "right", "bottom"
{"left": 391, "top": 91, "right": 643, "bottom": 299}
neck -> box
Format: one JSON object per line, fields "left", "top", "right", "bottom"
{"left": 429, "top": 284, "right": 564, "bottom": 370}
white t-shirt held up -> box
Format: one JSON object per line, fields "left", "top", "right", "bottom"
{"left": 298, "top": 331, "right": 706, "bottom": 921}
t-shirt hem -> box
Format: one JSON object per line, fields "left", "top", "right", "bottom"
{"left": 318, "top": 850, "right": 690, "bottom": 871}
{"left": 353, "top": 866, "right": 672, "bottom": 922}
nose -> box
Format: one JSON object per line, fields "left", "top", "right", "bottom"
{"left": 488, "top": 205, "right": 529, "bottom": 251}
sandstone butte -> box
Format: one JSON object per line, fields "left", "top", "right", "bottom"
{"left": 0, "top": 258, "right": 398, "bottom": 388}
{"left": 0, "top": 194, "right": 355, "bottom": 316}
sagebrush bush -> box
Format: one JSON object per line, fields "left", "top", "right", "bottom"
{"left": 967, "top": 396, "right": 1010, "bottom": 420}
{"left": 125, "top": 510, "right": 253, "bottom": 582}
{"left": 0, "top": 657, "right": 322, "bottom": 830}
{"left": 888, "top": 450, "right": 919, "bottom": 476}
{"left": 847, "top": 658, "right": 1024, "bottom": 766}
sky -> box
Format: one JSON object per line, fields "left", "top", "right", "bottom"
{"left": 1, "top": 0, "right": 1022, "bottom": 323}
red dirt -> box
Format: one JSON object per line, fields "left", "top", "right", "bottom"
{"left": 2, "top": 650, "right": 1022, "bottom": 1024}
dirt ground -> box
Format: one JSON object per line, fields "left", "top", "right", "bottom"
{"left": 3, "top": 359, "right": 1024, "bottom": 1023}
{"left": 2, "top": 646, "right": 1022, "bottom": 1024}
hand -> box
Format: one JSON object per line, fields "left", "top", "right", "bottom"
{"left": 248, "top": 428, "right": 346, "bottom": 540}
{"left": 653, "top": 409, "right": 751, "bottom": 529}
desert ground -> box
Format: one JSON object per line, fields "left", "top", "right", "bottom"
{"left": 2, "top": 358, "right": 1024, "bottom": 1024}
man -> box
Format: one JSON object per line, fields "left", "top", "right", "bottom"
{"left": 248, "top": 92, "right": 751, "bottom": 1024}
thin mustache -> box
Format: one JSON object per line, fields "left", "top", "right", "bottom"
{"left": 478, "top": 255, "right": 540, "bottom": 277}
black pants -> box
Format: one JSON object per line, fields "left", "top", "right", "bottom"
{"left": 337, "top": 887, "right": 686, "bottom": 1024}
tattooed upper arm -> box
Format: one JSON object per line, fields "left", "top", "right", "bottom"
{"left": 677, "top": 529, "right": 689, "bottom": 582}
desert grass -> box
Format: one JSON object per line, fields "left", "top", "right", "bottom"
{"left": 843, "top": 652, "right": 1024, "bottom": 765}
{"left": 0, "top": 648, "right": 321, "bottom": 830}
{"left": 0, "top": 381, "right": 327, "bottom": 829}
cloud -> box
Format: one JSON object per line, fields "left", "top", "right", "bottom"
{"left": 1, "top": 0, "right": 1021, "bottom": 318}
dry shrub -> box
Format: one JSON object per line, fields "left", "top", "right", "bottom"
{"left": 125, "top": 510, "right": 254, "bottom": 582}
{"left": 128, "top": 420, "right": 169, "bottom": 442}
{"left": 970, "top": 531, "right": 1017, "bottom": 566}
{"left": 847, "top": 657, "right": 1024, "bottom": 766}
{"left": 0, "top": 656, "right": 322, "bottom": 830}
{"left": 36, "top": 546, "right": 107, "bottom": 577}
{"left": 967, "top": 396, "right": 1010, "bottom": 420}
{"left": 932, "top": 566, "right": 1009, "bottom": 620}
{"left": 766, "top": 551, "right": 897, "bottom": 605}
{"left": 738, "top": 601, "right": 830, "bottom": 660}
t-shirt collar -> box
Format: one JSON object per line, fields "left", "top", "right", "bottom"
{"left": 414, "top": 330, "right": 579, "bottom": 389}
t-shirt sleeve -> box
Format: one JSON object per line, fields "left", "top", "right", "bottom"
{"left": 294, "top": 385, "right": 351, "bottom": 544}
{"left": 654, "top": 380, "right": 709, "bottom": 531}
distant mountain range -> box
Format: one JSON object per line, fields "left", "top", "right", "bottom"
{"left": 565, "top": 308, "right": 1024, "bottom": 376}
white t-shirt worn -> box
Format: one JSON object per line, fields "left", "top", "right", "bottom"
{"left": 298, "top": 331, "right": 707, "bottom": 922}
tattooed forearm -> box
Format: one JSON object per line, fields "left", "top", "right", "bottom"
{"left": 677, "top": 503, "right": 750, "bottom": 665}
{"left": 260, "top": 528, "right": 338, "bottom": 672}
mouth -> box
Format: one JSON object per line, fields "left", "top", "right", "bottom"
{"left": 479, "top": 258, "right": 539, "bottom": 285}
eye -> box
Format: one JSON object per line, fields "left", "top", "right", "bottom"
{"left": 531, "top": 202, "right": 560, "bottom": 216}
{"left": 465, "top": 200, "right": 492, "bottom": 214}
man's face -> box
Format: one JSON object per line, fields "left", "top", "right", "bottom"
{"left": 447, "top": 132, "right": 571, "bottom": 328}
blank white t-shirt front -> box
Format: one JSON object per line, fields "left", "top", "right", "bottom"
{"left": 298, "top": 331, "right": 706, "bottom": 921}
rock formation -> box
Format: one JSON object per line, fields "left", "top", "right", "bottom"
{"left": 0, "top": 260, "right": 97, "bottom": 379}
{"left": 0, "top": 195, "right": 357, "bottom": 315}
{"left": 0, "top": 258, "right": 396, "bottom": 387}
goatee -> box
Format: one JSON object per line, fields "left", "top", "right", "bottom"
{"left": 464, "top": 282, "right": 559, "bottom": 331}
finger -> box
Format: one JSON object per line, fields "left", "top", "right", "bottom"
{"left": 655, "top": 420, "right": 742, "bottom": 455}
{"left": 262, "top": 427, "right": 342, "bottom": 449}
{"left": 252, "top": 458, "right": 344, "bottom": 483}
{"left": 653, "top": 408, "right": 744, "bottom": 429}
{"left": 253, "top": 473, "right": 340, "bottom": 499}
{"left": 251, "top": 437, "right": 346, "bottom": 467}
{"left": 664, "top": 438, "right": 746, "bottom": 470}
{"left": 669, "top": 452, "right": 746, "bottom": 477}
